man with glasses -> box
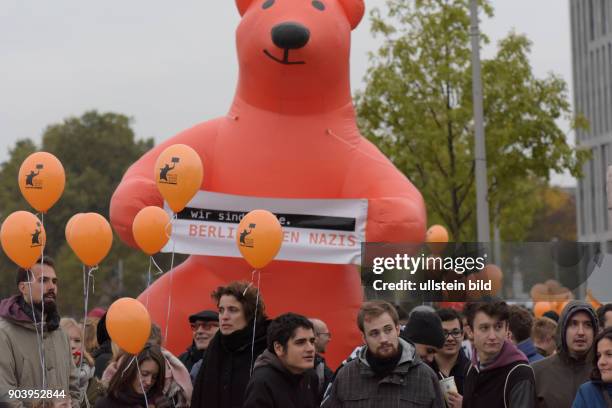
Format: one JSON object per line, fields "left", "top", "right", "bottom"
{"left": 430, "top": 308, "right": 470, "bottom": 408}
{"left": 309, "top": 318, "right": 333, "bottom": 398}
{"left": 179, "top": 310, "right": 219, "bottom": 375}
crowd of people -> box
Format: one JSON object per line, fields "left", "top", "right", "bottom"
{"left": 0, "top": 256, "right": 611, "bottom": 407}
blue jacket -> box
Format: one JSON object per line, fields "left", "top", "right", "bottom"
{"left": 572, "top": 381, "right": 612, "bottom": 408}
{"left": 517, "top": 338, "right": 544, "bottom": 364}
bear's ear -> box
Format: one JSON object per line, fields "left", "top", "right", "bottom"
{"left": 236, "top": 0, "right": 255, "bottom": 16}
{"left": 338, "top": 0, "right": 365, "bottom": 30}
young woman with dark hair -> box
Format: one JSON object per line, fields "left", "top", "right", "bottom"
{"left": 191, "top": 281, "right": 270, "bottom": 408}
{"left": 94, "top": 345, "right": 171, "bottom": 408}
{"left": 572, "top": 327, "right": 612, "bottom": 407}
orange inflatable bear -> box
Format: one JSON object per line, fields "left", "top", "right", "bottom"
{"left": 110, "top": 0, "right": 426, "bottom": 368}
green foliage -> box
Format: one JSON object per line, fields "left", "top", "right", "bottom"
{"left": 356, "top": 0, "right": 588, "bottom": 241}
{"left": 0, "top": 111, "right": 184, "bottom": 318}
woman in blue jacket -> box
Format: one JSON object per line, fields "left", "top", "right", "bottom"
{"left": 572, "top": 327, "right": 612, "bottom": 407}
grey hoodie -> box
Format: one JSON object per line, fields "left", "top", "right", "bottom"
{"left": 532, "top": 300, "right": 598, "bottom": 408}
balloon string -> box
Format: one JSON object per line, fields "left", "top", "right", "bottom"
{"left": 136, "top": 357, "right": 150, "bottom": 408}
{"left": 145, "top": 257, "right": 152, "bottom": 309}
{"left": 88, "top": 265, "right": 98, "bottom": 294}
{"left": 80, "top": 265, "right": 95, "bottom": 381}
{"left": 164, "top": 213, "right": 177, "bottom": 345}
{"left": 26, "top": 276, "right": 46, "bottom": 389}
{"left": 151, "top": 256, "right": 165, "bottom": 276}
{"left": 242, "top": 270, "right": 257, "bottom": 296}
{"left": 39, "top": 213, "right": 46, "bottom": 389}
{"left": 122, "top": 355, "right": 136, "bottom": 377}
{"left": 249, "top": 270, "right": 261, "bottom": 377}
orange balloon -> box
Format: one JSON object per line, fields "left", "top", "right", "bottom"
{"left": 534, "top": 301, "right": 554, "bottom": 318}
{"left": 132, "top": 206, "right": 172, "bottom": 255}
{"left": 18, "top": 152, "right": 65, "bottom": 213}
{"left": 426, "top": 225, "right": 449, "bottom": 243}
{"left": 106, "top": 297, "right": 151, "bottom": 354}
{"left": 480, "top": 264, "right": 503, "bottom": 295}
{"left": 236, "top": 209, "right": 282, "bottom": 269}
{"left": 67, "top": 213, "right": 113, "bottom": 266}
{"left": 555, "top": 300, "right": 570, "bottom": 315}
{"left": 0, "top": 211, "right": 46, "bottom": 269}
{"left": 155, "top": 144, "right": 203, "bottom": 213}
{"left": 64, "top": 213, "right": 83, "bottom": 248}
{"left": 530, "top": 283, "right": 548, "bottom": 302}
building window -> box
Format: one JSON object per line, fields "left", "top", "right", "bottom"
{"left": 592, "top": 153, "right": 597, "bottom": 233}
{"left": 602, "top": 0, "right": 608, "bottom": 35}
{"left": 602, "top": 144, "right": 609, "bottom": 231}
{"left": 590, "top": 0, "right": 596, "bottom": 40}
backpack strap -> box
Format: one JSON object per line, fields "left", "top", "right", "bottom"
{"left": 503, "top": 363, "right": 534, "bottom": 408}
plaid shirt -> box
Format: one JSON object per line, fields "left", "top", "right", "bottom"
{"left": 322, "top": 338, "right": 444, "bottom": 408}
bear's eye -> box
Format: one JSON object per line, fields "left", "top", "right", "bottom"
{"left": 262, "top": 0, "right": 274, "bottom": 9}
{"left": 312, "top": 0, "right": 325, "bottom": 11}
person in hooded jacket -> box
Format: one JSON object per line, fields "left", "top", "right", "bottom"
{"left": 532, "top": 300, "right": 598, "bottom": 408}
{"left": 243, "top": 313, "right": 320, "bottom": 408}
{"left": 462, "top": 300, "right": 536, "bottom": 408}
{"left": 94, "top": 344, "right": 171, "bottom": 408}
{"left": 190, "top": 281, "right": 269, "bottom": 408}
{"left": 572, "top": 327, "right": 612, "bottom": 407}
{"left": 0, "top": 257, "right": 81, "bottom": 407}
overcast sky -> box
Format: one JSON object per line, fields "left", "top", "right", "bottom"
{"left": 1, "top": 0, "right": 573, "bottom": 185}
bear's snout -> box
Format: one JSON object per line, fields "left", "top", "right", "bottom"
{"left": 271, "top": 22, "right": 310, "bottom": 50}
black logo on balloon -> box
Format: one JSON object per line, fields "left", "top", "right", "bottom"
{"left": 25, "top": 164, "right": 44, "bottom": 189}
{"left": 239, "top": 223, "right": 256, "bottom": 248}
{"left": 31, "top": 222, "right": 42, "bottom": 247}
{"left": 159, "top": 157, "right": 180, "bottom": 185}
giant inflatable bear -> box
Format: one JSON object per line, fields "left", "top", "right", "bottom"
{"left": 110, "top": 0, "right": 426, "bottom": 367}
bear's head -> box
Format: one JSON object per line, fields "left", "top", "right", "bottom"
{"left": 232, "top": 0, "right": 365, "bottom": 114}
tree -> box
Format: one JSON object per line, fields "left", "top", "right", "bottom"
{"left": 0, "top": 111, "right": 185, "bottom": 317}
{"left": 356, "top": 0, "right": 588, "bottom": 241}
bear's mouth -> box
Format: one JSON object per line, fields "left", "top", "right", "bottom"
{"left": 263, "top": 49, "right": 305, "bottom": 65}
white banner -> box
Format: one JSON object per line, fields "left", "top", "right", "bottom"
{"left": 162, "top": 191, "right": 368, "bottom": 265}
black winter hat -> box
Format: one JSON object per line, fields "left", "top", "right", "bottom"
{"left": 188, "top": 310, "right": 219, "bottom": 323}
{"left": 401, "top": 310, "right": 446, "bottom": 349}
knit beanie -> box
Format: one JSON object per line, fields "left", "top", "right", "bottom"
{"left": 401, "top": 310, "right": 445, "bottom": 349}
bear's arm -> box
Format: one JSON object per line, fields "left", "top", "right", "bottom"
{"left": 341, "top": 138, "right": 427, "bottom": 243}
{"left": 110, "top": 118, "right": 221, "bottom": 247}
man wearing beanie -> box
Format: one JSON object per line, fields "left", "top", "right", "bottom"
{"left": 179, "top": 309, "right": 219, "bottom": 374}
{"left": 532, "top": 300, "right": 598, "bottom": 407}
{"left": 401, "top": 309, "right": 446, "bottom": 363}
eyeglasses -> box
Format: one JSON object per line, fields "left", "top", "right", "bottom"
{"left": 443, "top": 329, "right": 463, "bottom": 339}
{"left": 317, "top": 332, "right": 332, "bottom": 339}
{"left": 190, "top": 322, "right": 219, "bottom": 331}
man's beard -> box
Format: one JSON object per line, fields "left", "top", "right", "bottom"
{"left": 371, "top": 343, "right": 400, "bottom": 359}
{"left": 34, "top": 295, "right": 57, "bottom": 314}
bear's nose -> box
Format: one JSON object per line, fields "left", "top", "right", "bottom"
{"left": 271, "top": 22, "right": 310, "bottom": 50}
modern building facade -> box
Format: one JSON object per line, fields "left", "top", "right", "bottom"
{"left": 571, "top": 0, "right": 612, "bottom": 249}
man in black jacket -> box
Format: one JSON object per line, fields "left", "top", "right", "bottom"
{"left": 243, "top": 313, "right": 320, "bottom": 408}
